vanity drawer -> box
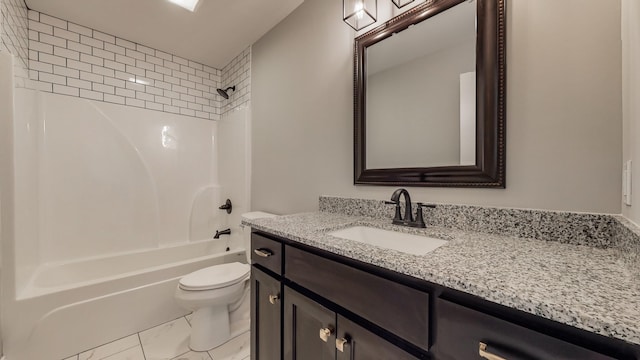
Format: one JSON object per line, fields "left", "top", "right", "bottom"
{"left": 433, "top": 298, "right": 616, "bottom": 360}
{"left": 251, "top": 233, "right": 283, "bottom": 275}
{"left": 285, "top": 245, "right": 430, "bottom": 351}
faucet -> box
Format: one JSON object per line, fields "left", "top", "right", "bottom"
{"left": 385, "top": 188, "right": 435, "bottom": 228}
{"left": 213, "top": 228, "right": 231, "bottom": 239}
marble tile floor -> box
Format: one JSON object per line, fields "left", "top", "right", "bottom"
{"left": 63, "top": 314, "right": 250, "bottom": 360}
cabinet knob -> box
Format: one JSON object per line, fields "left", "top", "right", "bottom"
{"left": 335, "top": 337, "right": 350, "bottom": 352}
{"left": 319, "top": 327, "right": 334, "bottom": 342}
{"left": 479, "top": 342, "right": 507, "bottom": 360}
{"left": 268, "top": 294, "right": 279, "bottom": 305}
{"left": 254, "top": 248, "right": 273, "bottom": 258}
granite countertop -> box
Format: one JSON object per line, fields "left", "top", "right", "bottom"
{"left": 243, "top": 211, "right": 640, "bottom": 347}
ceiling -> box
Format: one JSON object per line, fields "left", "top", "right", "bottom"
{"left": 25, "top": 0, "right": 304, "bottom": 69}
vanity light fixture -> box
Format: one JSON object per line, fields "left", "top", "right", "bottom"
{"left": 343, "top": 0, "right": 377, "bottom": 31}
{"left": 167, "top": 0, "right": 200, "bottom": 12}
{"left": 391, "top": 0, "right": 415, "bottom": 8}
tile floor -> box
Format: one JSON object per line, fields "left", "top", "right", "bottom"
{"left": 62, "top": 314, "right": 250, "bottom": 360}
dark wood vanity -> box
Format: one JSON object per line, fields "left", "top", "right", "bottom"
{"left": 250, "top": 231, "right": 640, "bottom": 360}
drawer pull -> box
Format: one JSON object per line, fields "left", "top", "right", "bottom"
{"left": 336, "top": 337, "right": 350, "bottom": 352}
{"left": 479, "top": 342, "right": 507, "bottom": 360}
{"left": 254, "top": 248, "right": 273, "bottom": 258}
{"left": 319, "top": 327, "right": 334, "bottom": 342}
{"left": 268, "top": 294, "right": 279, "bottom": 304}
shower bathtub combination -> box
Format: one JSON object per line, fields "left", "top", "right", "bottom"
{"left": 2, "top": 86, "right": 252, "bottom": 360}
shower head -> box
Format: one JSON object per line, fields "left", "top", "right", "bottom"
{"left": 216, "top": 86, "right": 236, "bottom": 99}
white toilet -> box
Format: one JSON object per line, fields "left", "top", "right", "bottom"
{"left": 174, "top": 211, "right": 276, "bottom": 351}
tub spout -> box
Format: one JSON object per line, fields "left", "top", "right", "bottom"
{"left": 213, "top": 228, "right": 231, "bottom": 239}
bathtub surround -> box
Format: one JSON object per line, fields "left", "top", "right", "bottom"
{"left": 1, "top": 86, "right": 253, "bottom": 359}
{"left": 0, "top": 51, "right": 15, "bottom": 360}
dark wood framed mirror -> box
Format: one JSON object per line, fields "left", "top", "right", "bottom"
{"left": 354, "top": 0, "right": 506, "bottom": 187}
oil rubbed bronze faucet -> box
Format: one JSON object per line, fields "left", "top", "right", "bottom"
{"left": 213, "top": 228, "right": 231, "bottom": 239}
{"left": 385, "top": 188, "right": 435, "bottom": 228}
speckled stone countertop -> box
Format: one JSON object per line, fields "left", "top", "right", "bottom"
{"left": 243, "top": 211, "right": 640, "bottom": 347}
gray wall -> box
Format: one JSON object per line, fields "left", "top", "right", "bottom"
{"left": 252, "top": 0, "right": 622, "bottom": 215}
{"left": 622, "top": 0, "right": 640, "bottom": 224}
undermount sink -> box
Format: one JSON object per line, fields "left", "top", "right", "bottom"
{"left": 328, "top": 226, "right": 447, "bottom": 255}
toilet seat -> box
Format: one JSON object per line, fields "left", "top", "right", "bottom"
{"left": 179, "top": 262, "right": 250, "bottom": 291}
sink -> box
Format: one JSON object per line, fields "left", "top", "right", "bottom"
{"left": 328, "top": 226, "right": 447, "bottom": 255}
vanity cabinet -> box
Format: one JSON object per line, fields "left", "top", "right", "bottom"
{"left": 283, "top": 286, "right": 419, "bottom": 360}
{"left": 250, "top": 231, "right": 640, "bottom": 360}
{"left": 250, "top": 267, "right": 281, "bottom": 360}
{"left": 284, "top": 245, "right": 430, "bottom": 351}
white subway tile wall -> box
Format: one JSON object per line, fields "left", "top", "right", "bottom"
{"left": 221, "top": 47, "right": 251, "bottom": 114}
{"left": 26, "top": 10, "right": 250, "bottom": 121}
{"left": 0, "top": 0, "right": 29, "bottom": 86}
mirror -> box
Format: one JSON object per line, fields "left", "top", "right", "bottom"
{"left": 354, "top": 0, "right": 506, "bottom": 187}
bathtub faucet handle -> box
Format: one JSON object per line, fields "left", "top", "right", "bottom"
{"left": 219, "top": 199, "right": 232, "bottom": 214}
{"left": 213, "top": 228, "right": 231, "bottom": 239}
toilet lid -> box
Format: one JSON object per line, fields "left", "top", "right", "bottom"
{"left": 179, "top": 262, "right": 250, "bottom": 291}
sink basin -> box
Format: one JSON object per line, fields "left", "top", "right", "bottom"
{"left": 328, "top": 226, "right": 447, "bottom": 255}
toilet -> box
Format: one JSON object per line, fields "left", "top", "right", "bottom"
{"left": 174, "top": 211, "right": 276, "bottom": 351}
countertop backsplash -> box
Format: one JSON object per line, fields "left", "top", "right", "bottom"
{"left": 321, "top": 196, "right": 619, "bottom": 246}
{"left": 612, "top": 215, "right": 640, "bottom": 281}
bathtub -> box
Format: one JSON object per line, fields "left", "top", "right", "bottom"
{"left": 6, "top": 239, "right": 246, "bottom": 360}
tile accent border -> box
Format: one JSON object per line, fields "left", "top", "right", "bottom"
{"left": 318, "top": 196, "right": 621, "bottom": 248}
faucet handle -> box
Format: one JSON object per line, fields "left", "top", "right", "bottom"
{"left": 416, "top": 203, "right": 436, "bottom": 209}
{"left": 384, "top": 200, "right": 402, "bottom": 222}
{"left": 414, "top": 203, "right": 435, "bottom": 228}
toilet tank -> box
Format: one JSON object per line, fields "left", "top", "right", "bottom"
{"left": 241, "top": 212, "right": 277, "bottom": 262}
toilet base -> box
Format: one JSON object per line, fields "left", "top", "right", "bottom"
{"left": 189, "top": 306, "right": 230, "bottom": 351}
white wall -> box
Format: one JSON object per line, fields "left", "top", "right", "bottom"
{"left": 622, "top": 0, "right": 640, "bottom": 224}
{"left": 252, "top": 0, "right": 623, "bottom": 215}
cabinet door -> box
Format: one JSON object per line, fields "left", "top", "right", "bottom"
{"left": 284, "top": 286, "right": 336, "bottom": 360}
{"left": 251, "top": 267, "right": 282, "bottom": 360}
{"left": 336, "top": 315, "right": 420, "bottom": 360}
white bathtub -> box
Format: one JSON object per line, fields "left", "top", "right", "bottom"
{"left": 6, "top": 239, "right": 246, "bottom": 360}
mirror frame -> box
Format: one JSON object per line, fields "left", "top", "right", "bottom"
{"left": 354, "top": 0, "right": 506, "bottom": 187}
